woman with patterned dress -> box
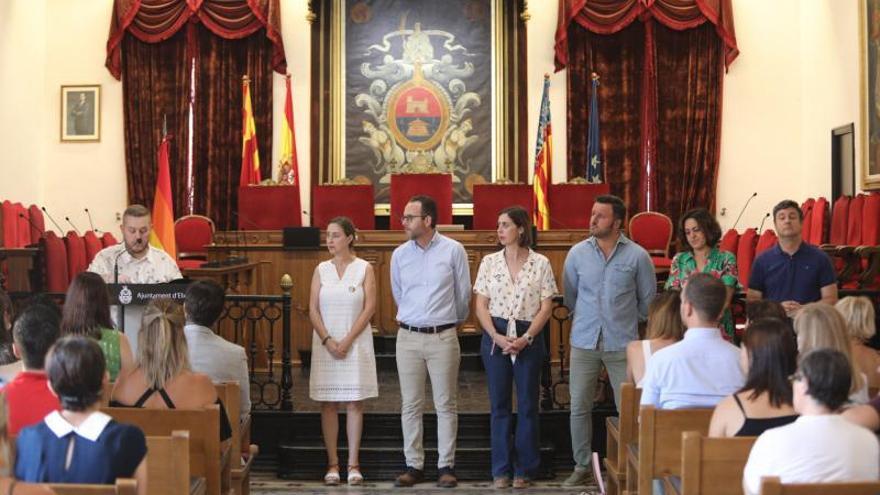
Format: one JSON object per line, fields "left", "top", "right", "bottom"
{"left": 61, "top": 272, "right": 135, "bottom": 381}
{"left": 473, "top": 206, "right": 557, "bottom": 489}
{"left": 309, "top": 217, "right": 378, "bottom": 486}
{"left": 665, "top": 208, "right": 740, "bottom": 340}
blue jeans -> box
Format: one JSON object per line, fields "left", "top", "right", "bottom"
{"left": 480, "top": 317, "right": 545, "bottom": 479}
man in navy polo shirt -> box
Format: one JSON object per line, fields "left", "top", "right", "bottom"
{"left": 746, "top": 199, "right": 837, "bottom": 316}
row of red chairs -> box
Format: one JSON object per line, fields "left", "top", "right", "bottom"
{"left": 0, "top": 201, "right": 44, "bottom": 248}
{"left": 43, "top": 230, "right": 117, "bottom": 292}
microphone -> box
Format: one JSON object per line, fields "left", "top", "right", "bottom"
{"left": 41, "top": 206, "right": 64, "bottom": 233}
{"left": 65, "top": 216, "right": 81, "bottom": 236}
{"left": 84, "top": 208, "right": 97, "bottom": 232}
{"left": 731, "top": 192, "right": 758, "bottom": 231}
{"left": 757, "top": 213, "right": 771, "bottom": 234}
{"left": 228, "top": 212, "right": 252, "bottom": 265}
{"left": 18, "top": 213, "right": 45, "bottom": 244}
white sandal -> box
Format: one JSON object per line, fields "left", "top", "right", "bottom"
{"left": 348, "top": 465, "right": 364, "bottom": 485}
{"left": 324, "top": 465, "right": 340, "bottom": 486}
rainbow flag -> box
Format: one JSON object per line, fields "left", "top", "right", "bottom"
{"left": 532, "top": 75, "right": 552, "bottom": 230}
{"left": 240, "top": 75, "right": 261, "bottom": 186}
{"left": 149, "top": 134, "right": 176, "bottom": 258}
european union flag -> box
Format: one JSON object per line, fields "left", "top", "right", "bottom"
{"left": 586, "top": 74, "right": 602, "bottom": 183}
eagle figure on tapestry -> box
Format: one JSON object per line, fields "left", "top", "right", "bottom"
{"left": 354, "top": 21, "right": 481, "bottom": 183}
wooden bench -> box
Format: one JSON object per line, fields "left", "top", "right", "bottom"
{"left": 624, "top": 406, "right": 713, "bottom": 495}
{"left": 214, "top": 382, "right": 258, "bottom": 495}
{"left": 760, "top": 476, "right": 880, "bottom": 495}
{"left": 103, "top": 406, "right": 230, "bottom": 495}
{"left": 47, "top": 480, "right": 137, "bottom": 495}
{"left": 146, "top": 430, "right": 206, "bottom": 495}
{"left": 605, "top": 383, "right": 641, "bottom": 495}
{"left": 663, "top": 431, "right": 756, "bottom": 495}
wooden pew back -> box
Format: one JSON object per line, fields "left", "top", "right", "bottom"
{"left": 680, "top": 432, "right": 756, "bottom": 495}
{"left": 604, "top": 382, "right": 642, "bottom": 495}
{"left": 214, "top": 382, "right": 241, "bottom": 456}
{"left": 634, "top": 406, "right": 714, "bottom": 494}
{"left": 47, "top": 479, "right": 137, "bottom": 495}
{"left": 146, "top": 430, "right": 194, "bottom": 495}
{"left": 102, "top": 406, "right": 223, "bottom": 495}
{"left": 761, "top": 476, "right": 880, "bottom": 495}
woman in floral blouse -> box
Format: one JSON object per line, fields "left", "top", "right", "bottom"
{"left": 473, "top": 206, "right": 557, "bottom": 489}
{"left": 665, "top": 208, "right": 740, "bottom": 340}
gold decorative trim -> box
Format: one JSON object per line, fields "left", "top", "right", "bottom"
{"left": 860, "top": 0, "right": 880, "bottom": 190}
{"left": 307, "top": 0, "right": 317, "bottom": 23}
{"left": 520, "top": 0, "right": 531, "bottom": 22}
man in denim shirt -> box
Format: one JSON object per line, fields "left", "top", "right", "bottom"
{"left": 562, "top": 195, "right": 656, "bottom": 486}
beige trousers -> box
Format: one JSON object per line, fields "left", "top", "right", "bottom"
{"left": 396, "top": 327, "right": 461, "bottom": 470}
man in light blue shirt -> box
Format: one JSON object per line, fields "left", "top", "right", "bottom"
{"left": 390, "top": 195, "right": 471, "bottom": 489}
{"left": 562, "top": 195, "right": 656, "bottom": 487}
{"left": 640, "top": 273, "right": 744, "bottom": 409}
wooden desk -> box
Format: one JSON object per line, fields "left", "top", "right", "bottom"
{"left": 0, "top": 247, "right": 39, "bottom": 292}
{"left": 207, "top": 229, "right": 587, "bottom": 365}
{"left": 182, "top": 261, "right": 264, "bottom": 294}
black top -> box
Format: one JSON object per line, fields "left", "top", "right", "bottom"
{"left": 111, "top": 387, "right": 232, "bottom": 441}
{"left": 733, "top": 394, "right": 798, "bottom": 437}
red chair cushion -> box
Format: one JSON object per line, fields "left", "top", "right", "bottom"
{"left": 312, "top": 184, "right": 375, "bottom": 230}
{"left": 651, "top": 256, "right": 673, "bottom": 269}
{"left": 719, "top": 229, "right": 739, "bottom": 255}
{"left": 808, "top": 197, "right": 829, "bottom": 245}
{"left": 64, "top": 232, "right": 87, "bottom": 283}
{"left": 861, "top": 193, "right": 880, "bottom": 246}
{"left": 27, "top": 204, "right": 45, "bottom": 245}
{"left": 82, "top": 231, "right": 103, "bottom": 265}
{"left": 101, "top": 232, "right": 117, "bottom": 248}
{"left": 43, "top": 232, "right": 69, "bottom": 293}
{"left": 472, "top": 184, "right": 533, "bottom": 230}
{"left": 14, "top": 203, "right": 29, "bottom": 248}
{"left": 829, "top": 196, "right": 851, "bottom": 246}
{"left": 547, "top": 183, "right": 611, "bottom": 229}
{"left": 2, "top": 201, "right": 18, "bottom": 248}
{"left": 847, "top": 194, "right": 865, "bottom": 246}
{"left": 389, "top": 174, "right": 453, "bottom": 231}
{"left": 736, "top": 228, "right": 759, "bottom": 289}
{"left": 801, "top": 198, "right": 815, "bottom": 245}
{"left": 755, "top": 229, "right": 778, "bottom": 255}
{"left": 176, "top": 259, "right": 204, "bottom": 270}
{"left": 629, "top": 212, "right": 673, "bottom": 255}
{"left": 175, "top": 215, "right": 214, "bottom": 258}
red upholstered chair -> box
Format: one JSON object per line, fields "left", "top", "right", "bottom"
{"left": 101, "top": 232, "right": 118, "bottom": 247}
{"left": 801, "top": 198, "right": 815, "bottom": 245}
{"left": 855, "top": 193, "right": 880, "bottom": 288}
{"left": 736, "top": 228, "right": 759, "bottom": 289}
{"left": 389, "top": 174, "right": 453, "bottom": 230}
{"left": 14, "top": 203, "right": 30, "bottom": 248}
{"left": 807, "top": 197, "right": 829, "bottom": 245}
{"left": 27, "top": 204, "right": 45, "bottom": 245}
{"left": 1, "top": 201, "right": 18, "bottom": 248}
{"left": 311, "top": 184, "right": 375, "bottom": 230}
{"left": 82, "top": 231, "right": 103, "bottom": 266}
{"left": 238, "top": 185, "right": 303, "bottom": 229}
{"left": 472, "top": 184, "right": 533, "bottom": 230}
{"left": 719, "top": 228, "right": 739, "bottom": 255}
{"left": 547, "top": 183, "right": 611, "bottom": 229}
{"left": 847, "top": 194, "right": 866, "bottom": 246}
{"left": 629, "top": 212, "right": 673, "bottom": 269}
{"left": 42, "top": 231, "right": 69, "bottom": 293}
{"left": 64, "top": 232, "right": 87, "bottom": 283}
{"left": 755, "top": 229, "right": 778, "bottom": 255}
{"left": 174, "top": 215, "right": 215, "bottom": 269}
{"left": 828, "top": 196, "right": 851, "bottom": 246}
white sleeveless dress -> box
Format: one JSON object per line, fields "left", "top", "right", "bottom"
{"left": 309, "top": 258, "right": 379, "bottom": 402}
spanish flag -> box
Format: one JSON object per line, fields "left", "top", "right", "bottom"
{"left": 149, "top": 134, "right": 177, "bottom": 258}
{"left": 532, "top": 75, "right": 552, "bottom": 230}
{"left": 280, "top": 74, "right": 303, "bottom": 225}
{"left": 240, "top": 75, "right": 261, "bottom": 186}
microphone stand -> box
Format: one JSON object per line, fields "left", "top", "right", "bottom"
{"left": 114, "top": 247, "right": 128, "bottom": 332}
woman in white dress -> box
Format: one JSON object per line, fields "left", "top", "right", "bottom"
{"left": 308, "top": 217, "right": 378, "bottom": 486}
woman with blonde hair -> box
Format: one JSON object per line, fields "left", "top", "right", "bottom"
{"left": 836, "top": 296, "right": 880, "bottom": 391}
{"left": 794, "top": 302, "right": 868, "bottom": 404}
{"left": 625, "top": 290, "right": 685, "bottom": 386}
{"left": 110, "top": 299, "right": 231, "bottom": 440}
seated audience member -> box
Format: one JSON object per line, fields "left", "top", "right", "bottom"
{"left": 0, "top": 296, "right": 62, "bottom": 383}
{"left": 625, "top": 290, "right": 685, "bottom": 386}
{"left": 61, "top": 272, "right": 135, "bottom": 381}
{"left": 111, "top": 300, "right": 231, "bottom": 441}
{"left": 745, "top": 299, "right": 787, "bottom": 325}
{"left": 640, "top": 273, "right": 744, "bottom": 409}
{"left": 742, "top": 349, "right": 879, "bottom": 495}
{"left": 835, "top": 296, "right": 880, "bottom": 391}
{"left": 793, "top": 303, "right": 868, "bottom": 403}
{"left": 746, "top": 199, "right": 837, "bottom": 316}
{"left": 184, "top": 280, "right": 251, "bottom": 421}
{"left": 15, "top": 336, "right": 148, "bottom": 495}
{"left": 0, "top": 289, "right": 16, "bottom": 365}
{"left": 709, "top": 318, "right": 798, "bottom": 437}
{"left": 2, "top": 305, "right": 61, "bottom": 436}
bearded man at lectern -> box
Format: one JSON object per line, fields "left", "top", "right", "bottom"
{"left": 87, "top": 204, "right": 182, "bottom": 353}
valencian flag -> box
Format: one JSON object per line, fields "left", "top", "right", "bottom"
{"left": 587, "top": 73, "right": 602, "bottom": 183}
{"left": 149, "top": 124, "right": 176, "bottom": 259}
{"left": 532, "top": 74, "right": 552, "bottom": 231}
{"left": 240, "top": 75, "right": 261, "bottom": 186}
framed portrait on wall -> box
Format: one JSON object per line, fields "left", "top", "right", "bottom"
{"left": 311, "top": 0, "right": 528, "bottom": 214}
{"left": 861, "top": 0, "right": 880, "bottom": 190}
{"left": 61, "top": 85, "right": 101, "bottom": 142}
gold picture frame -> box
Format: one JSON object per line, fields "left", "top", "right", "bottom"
{"left": 860, "top": 1, "right": 880, "bottom": 190}
{"left": 60, "top": 85, "right": 101, "bottom": 142}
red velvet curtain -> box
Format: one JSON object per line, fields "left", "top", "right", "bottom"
{"left": 556, "top": 0, "right": 735, "bottom": 226}
{"left": 121, "top": 30, "right": 191, "bottom": 211}
{"left": 193, "top": 26, "right": 274, "bottom": 230}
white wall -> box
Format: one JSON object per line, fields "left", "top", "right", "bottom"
{"left": 0, "top": 0, "right": 864, "bottom": 232}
